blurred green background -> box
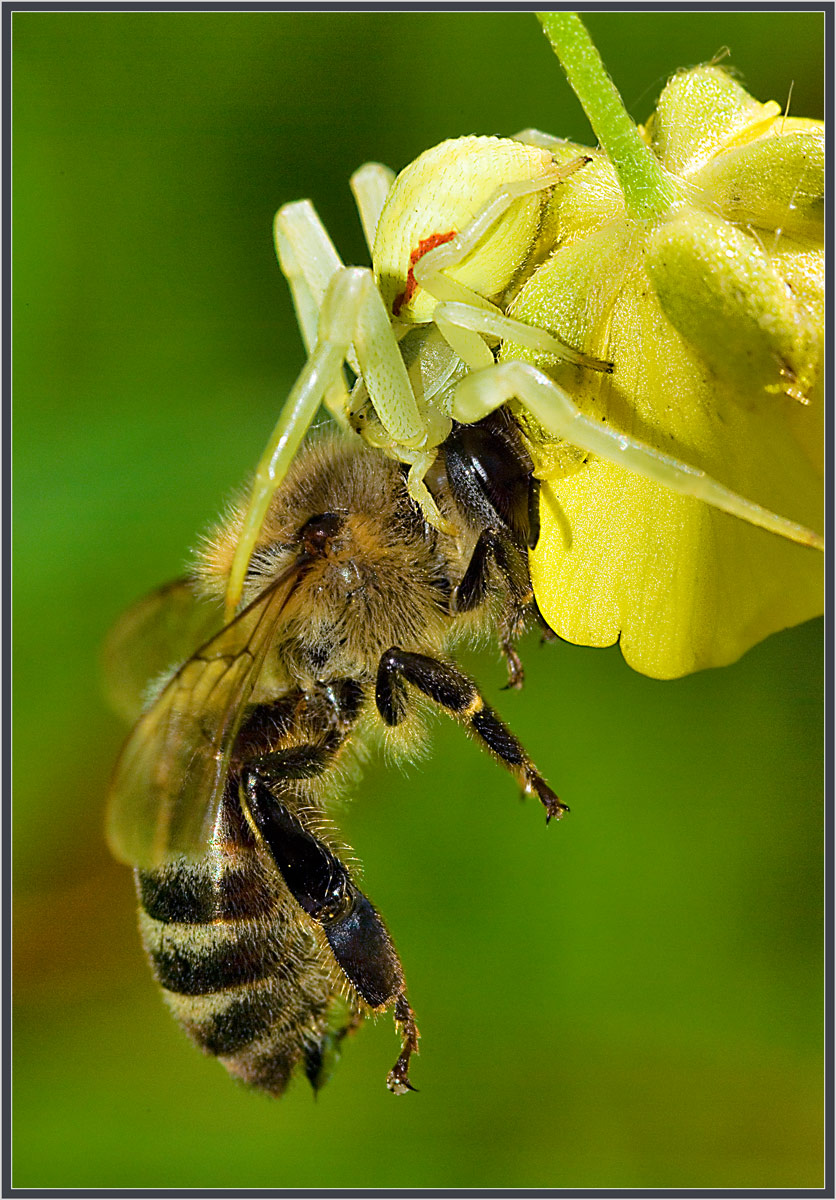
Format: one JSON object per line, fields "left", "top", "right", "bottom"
{"left": 13, "top": 11, "right": 824, "bottom": 1191}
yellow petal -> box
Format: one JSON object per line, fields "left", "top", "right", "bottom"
{"left": 692, "top": 127, "right": 824, "bottom": 243}
{"left": 533, "top": 463, "right": 823, "bottom": 678}
{"left": 506, "top": 208, "right": 822, "bottom": 677}
{"left": 647, "top": 65, "right": 782, "bottom": 174}
{"left": 645, "top": 207, "right": 819, "bottom": 401}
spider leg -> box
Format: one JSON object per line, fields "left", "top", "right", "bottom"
{"left": 511, "top": 127, "right": 572, "bottom": 152}
{"left": 274, "top": 198, "right": 357, "bottom": 391}
{"left": 410, "top": 155, "right": 589, "bottom": 370}
{"left": 411, "top": 155, "right": 588, "bottom": 303}
{"left": 225, "top": 266, "right": 430, "bottom": 618}
{"left": 350, "top": 162, "right": 396, "bottom": 256}
{"left": 436, "top": 298, "right": 612, "bottom": 374}
{"left": 450, "top": 360, "right": 824, "bottom": 550}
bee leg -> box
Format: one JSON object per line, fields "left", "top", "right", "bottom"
{"left": 376, "top": 648, "right": 568, "bottom": 823}
{"left": 452, "top": 527, "right": 532, "bottom": 690}
{"left": 246, "top": 744, "right": 333, "bottom": 782}
{"left": 444, "top": 412, "right": 541, "bottom": 686}
{"left": 534, "top": 599, "right": 560, "bottom": 644}
{"left": 304, "top": 1006, "right": 364, "bottom": 1094}
{"left": 241, "top": 771, "right": 419, "bottom": 1093}
{"left": 500, "top": 643, "right": 526, "bottom": 693}
{"left": 242, "top": 685, "right": 365, "bottom": 783}
{"left": 387, "top": 992, "right": 421, "bottom": 1096}
{"left": 316, "top": 677, "right": 366, "bottom": 736}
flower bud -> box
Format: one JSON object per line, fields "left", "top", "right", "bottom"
{"left": 503, "top": 66, "right": 822, "bottom": 678}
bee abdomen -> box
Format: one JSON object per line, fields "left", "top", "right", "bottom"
{"left": 139, "top": 910, "right": 294, "bottom": 995}
{"left": 165, "top": 974, "right": 331, "bottom": 1096}
{"left": 136, "top": 861, "right": 332, "bottom": 1096}
{"left": 138, "top": 860, "right": 269, "bottom": 923}
{"left": 163, "top": 970, "right": 318, "bottom": 1056}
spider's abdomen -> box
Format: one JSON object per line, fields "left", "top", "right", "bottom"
{"left": 373, "top": 136, "right": 555, "bottom": 323}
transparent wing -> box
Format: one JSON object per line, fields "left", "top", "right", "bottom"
{"left": 102, "top": 578, "right": 224, "bottom": 725}
{"left": 106, "top": 566, "right": 301, "bottom": 868}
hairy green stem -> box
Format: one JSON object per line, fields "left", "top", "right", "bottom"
{"left": 537, "top": 12, "right": 678, "bottom": 220}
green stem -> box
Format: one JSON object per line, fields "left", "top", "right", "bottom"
{"left": 537, "top": 12, "right": 677, "bottom": 220}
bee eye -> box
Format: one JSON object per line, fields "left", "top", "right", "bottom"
{"left": 298, "top": 512, "right": 343, "bottom": 554}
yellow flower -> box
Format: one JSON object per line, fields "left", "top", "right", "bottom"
{"left": 504, "top": 60, "right": 823, "bottom": 678}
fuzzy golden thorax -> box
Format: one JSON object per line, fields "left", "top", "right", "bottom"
{"left": 198, "top": 436, "right": 481, "bottom": 688}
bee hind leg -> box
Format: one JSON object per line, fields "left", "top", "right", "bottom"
{"left": 241, "top": 770, "right": 421, "bottom": 1092}
{"left": 386, "top": 992, "right": 421, "bottom": 1095}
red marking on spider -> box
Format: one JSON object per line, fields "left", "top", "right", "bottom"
{"left": 392, "top": 230, "right": 457, "bottom": 317}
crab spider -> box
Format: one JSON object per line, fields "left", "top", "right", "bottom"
{"left": 224, "top": 135, "right": 823, "bottom": 620}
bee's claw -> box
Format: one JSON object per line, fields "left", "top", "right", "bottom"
{"left": 524, "top": 773, "right": 567, "bottom": 823}
{"left": 387, "top": 992, "right": 420, "bottom": 1095}
{"left": 545, "top": 798, "right": 570, "bottom": 824}
{"left": 500, "top": 643, "right": 525, "bottom": 690}
{"left": 386, "top": 1069, "right": 419, "bottom": 1095}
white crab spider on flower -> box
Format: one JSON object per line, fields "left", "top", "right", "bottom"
{"left": 223, "top": 133, "right": 822, "bottom": 640}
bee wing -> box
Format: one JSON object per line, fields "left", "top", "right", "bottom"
{"left": 102, "top": 578, "right": 224, "bottom": 725}
{"left": 106, "top": 566, "right": 302, "bottom": 868}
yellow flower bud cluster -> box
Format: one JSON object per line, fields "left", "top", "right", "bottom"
{"left": 504, "top": 66, "right": 823, "bottom": 678}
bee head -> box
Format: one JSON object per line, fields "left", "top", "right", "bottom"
{"left": 297, "top": 512, "right": 345, "bottom": 559}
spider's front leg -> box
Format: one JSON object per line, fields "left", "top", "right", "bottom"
{"left": 273, "top": 201, "right": 352, "bottom": 423}
{"left": 276, "top": 189, "right": 460, "bottom": 530}
{"left": 224, "top": 265, "right": 430, "bottom": 618}
{"left": 350, "top": 161, "right": 396, "bottom": 255}
{"left": 411, "top": 154, "right": 592, "bottom": 372}
{"left": 276, "top": 158, "right": 397, "bottom": 376}
{"left": 444, "top": 357, "right": 825, "bottom": 551}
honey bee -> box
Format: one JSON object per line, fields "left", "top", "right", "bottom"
{"left": 106, "top": 408, "right": 565, "bottom": 1096}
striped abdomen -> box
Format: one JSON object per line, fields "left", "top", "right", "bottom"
{"left": 136, "top": 799, "right": 336, "bottom": 1096}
